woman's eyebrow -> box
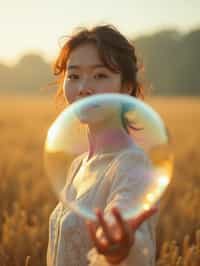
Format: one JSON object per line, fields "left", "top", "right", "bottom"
{"left": 67, "top": 64, "right": 106, "bottom": 70}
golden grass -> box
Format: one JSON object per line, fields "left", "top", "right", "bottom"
{"left": 0, "top": 96, "right": 200, "bottom": 266}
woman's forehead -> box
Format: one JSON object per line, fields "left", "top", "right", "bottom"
{"left": 67, "top": 43, "right": 103, "bottom": 68}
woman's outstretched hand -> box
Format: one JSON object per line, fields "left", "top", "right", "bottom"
{"left": 86, "top": 206, "right": 158, "bottom": 265}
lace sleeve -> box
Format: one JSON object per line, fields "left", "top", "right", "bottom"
{"left": 87, "top": 149, "right": 159, "bottom": 266}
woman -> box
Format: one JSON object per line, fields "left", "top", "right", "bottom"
{"left": 47, "top": 24, "right": 159, "bottom": 266}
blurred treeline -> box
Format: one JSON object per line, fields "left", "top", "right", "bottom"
{"left": 134, "top": 28, "right": 200, "bottom": 96}
{"left": 0, "top": 27, "right": 200, "bottom": 96}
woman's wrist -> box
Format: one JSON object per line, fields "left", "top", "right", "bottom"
{"left": 105, "top": 249, "right": 130, "bottom": 265}
{"left": 104, "top": 236, "right": 134, "bottom": 265}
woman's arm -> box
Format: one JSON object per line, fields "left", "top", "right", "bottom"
{"left": 87, "top": 207, "right": 158, "bottom": 266}
{"left": 87, "top": 149, "right": 159, "bottom": 265}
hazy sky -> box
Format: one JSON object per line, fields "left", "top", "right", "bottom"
{"left": 1, "top": 0, "right": 200, "bottom": 65}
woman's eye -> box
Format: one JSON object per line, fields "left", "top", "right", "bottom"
{"left": 68, "top": 74, "right": 79, "bottom": 80}
{"left": 94, "top": 73, "right": 108, "bottom": 79}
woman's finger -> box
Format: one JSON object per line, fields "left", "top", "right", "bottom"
{"left": 111, "top": 207, "right": 130, "bottom": 242}
{"left": 129, "top": 206, "right": 158, "bottom": 230}
{"left": 86, "top": 220, "right": 98, "bottom": 244}
{"left": 86, "top": 220, "right": 107, "bottom": 254}
{"left": 95, "top": 208, "right": 115, "bottom": 244}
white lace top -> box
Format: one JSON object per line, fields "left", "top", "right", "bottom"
{"left": 47, "top": 145, "right": 159, "bottom": 266}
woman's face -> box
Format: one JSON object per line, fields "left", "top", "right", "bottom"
{"left": 63, "top": 43, "right": 131, "bottom": 104}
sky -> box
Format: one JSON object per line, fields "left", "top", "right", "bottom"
{"left": 0, "top": 0, "right": 200, "bottom": 65}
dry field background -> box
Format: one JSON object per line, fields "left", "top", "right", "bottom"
{"left": 0, "top": 96, "right": 200, "bottom": 266}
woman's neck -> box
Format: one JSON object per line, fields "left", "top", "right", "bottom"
{"left": 86, "top": 126, "right": 133, "bottom": 161}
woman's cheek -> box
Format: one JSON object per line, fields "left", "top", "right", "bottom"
{"left": 63, "top": 83, "right": 77, "bottom": 104}
{"left": 98, "top": 83, "right": 120, "bottom": 93}
{"left": 95, "top": 81, "right": 112, "bottom": 93}
{"left": 103, "top": 79, "right": 121, "bottom": 93}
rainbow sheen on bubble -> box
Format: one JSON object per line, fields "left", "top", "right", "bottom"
{"left": 44, "top": 93, "right": 174, "bottom": 221}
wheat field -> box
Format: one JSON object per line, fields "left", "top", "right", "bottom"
{"left": 0, "top": 96, "right": 200, "bottom": 266}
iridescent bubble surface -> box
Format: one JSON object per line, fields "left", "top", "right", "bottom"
{"left": 44, "top": 93, "right": 174, "bottom": 221}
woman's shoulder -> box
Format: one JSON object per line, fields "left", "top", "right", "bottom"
{"left": 115, "top": 144, "right": 150, "bottom": 169}
{"left": 106, "top": 144, "right": 152, "bottom": 185}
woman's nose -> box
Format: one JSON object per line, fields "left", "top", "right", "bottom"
{"left": 77, "top": 80, "right": 94, "bottom": 97}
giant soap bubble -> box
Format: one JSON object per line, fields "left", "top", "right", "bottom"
{"left": 44, "top": 93, "right": 173, "bottom": 222}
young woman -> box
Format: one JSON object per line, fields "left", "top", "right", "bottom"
{"left": 47, "top": 24, "right": 159, "bottom": 266}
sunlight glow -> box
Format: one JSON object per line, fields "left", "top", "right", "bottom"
{"left": 1, "top": 0, "right": 200, "bottom": 64}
